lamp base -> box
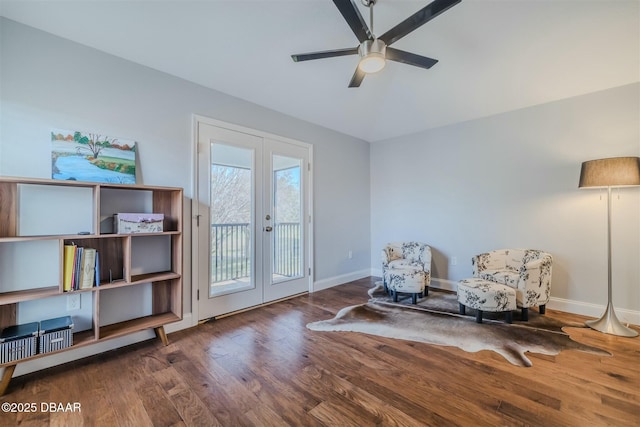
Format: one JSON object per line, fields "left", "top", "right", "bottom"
{"left": 585, "top": 301, "right": 638, "bottom": 337}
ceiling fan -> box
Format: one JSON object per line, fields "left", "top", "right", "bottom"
{"left": 291, "top": 0, "right": 461, "bottom": 87}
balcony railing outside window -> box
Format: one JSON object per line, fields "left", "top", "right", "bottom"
{"left": 212, "top": 222, "right": 301, "bottom": 283}
{"left": 211, "top": 223, "right": 250, "bottom": 283}
{"left": 273, "top": 222, "right": 302, "bottom": 279}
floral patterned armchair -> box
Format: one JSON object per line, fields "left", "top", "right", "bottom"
{"left": 382, "top": 242, "right": 432, "bottom": 292}
{"left": 472, "top": 249, "right": 552, "bottom": 318}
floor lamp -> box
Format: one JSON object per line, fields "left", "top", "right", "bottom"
{"left": 579, "top": 156, "right": 640, "bottom": 337}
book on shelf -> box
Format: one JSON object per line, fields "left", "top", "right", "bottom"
{"left": 80, "top": 248, "right": 96, "bottom": 289}
{"left": 73, "top": 247, "right": 83, "bottom": 290}
{"left": 62, "top": 244, "right": 76, "bottom": 292}
{"left": 95, "top": 251, "right": 101, "bottom": 287}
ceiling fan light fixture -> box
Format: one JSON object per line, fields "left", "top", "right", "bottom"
{"left": 359, "top": 53, "right": 386, "bottom": 73}
{"left": 358, "top": 39, "right": 387, "bottom": 73}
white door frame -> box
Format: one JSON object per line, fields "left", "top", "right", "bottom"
{"left": 190, "top": 114, "right": 314, "bottom": 325}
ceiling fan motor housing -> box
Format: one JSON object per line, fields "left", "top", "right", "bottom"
{"left": 359, "top": 39, "right": 387, "bottom": 58}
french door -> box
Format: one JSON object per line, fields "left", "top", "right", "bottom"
{"left": 195, "top": 120, "right": 311, "bottom": 320}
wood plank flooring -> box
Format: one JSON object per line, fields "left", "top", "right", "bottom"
{"left": 1, "top": 277, "right": 639, "bottom": 426}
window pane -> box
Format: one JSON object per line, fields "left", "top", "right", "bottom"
{"left": 210, "top": 143, "right": 254, "bottom": 297}
{"left": 272, "top": 155, "right": 302, "bottom": 283}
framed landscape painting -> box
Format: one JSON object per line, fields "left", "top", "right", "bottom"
{"left": 51, "top": 129, "right": 137, "bottom": 184}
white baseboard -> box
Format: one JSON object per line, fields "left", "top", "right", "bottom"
{"left": 165, "top": 313, "right": 194, "bottom": 333}
{"left": 429, "top": 278, "right": 458, "bottom": 292}
{"left": 313, "top": 269, "right": 371, "bottom": 292}
{"left": 547, "top": 298, "right": 640, "bottom": 327}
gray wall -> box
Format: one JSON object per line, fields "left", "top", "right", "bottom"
{"left": 0, "top": 17, "right": 371, "bottom": 287}
{"left": 371, "top": 83, "right": 640, "bottom": 321}
{"left": 0, "top": 18, "right": 371, "bottom": 374}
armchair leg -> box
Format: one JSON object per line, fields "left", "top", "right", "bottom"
{"left": 476, "top": 310, "right": 483, "bottom": 323}
{"left": 539, "top": 305, "right": 546, "bottom": 315}
{"left": 505, "top": 311, "right": 513, "bottom": 324}
{"left": 459, "top": 303, "right": 466, "bottom": 315}
{"left": 411, "top": 293, "right": 417, "bottom": 304}
{"left": 521, "top": 307, "right": 529, "bottom": 321}
{"left": 393, "top": 291, "right": 398, "bottom": 302}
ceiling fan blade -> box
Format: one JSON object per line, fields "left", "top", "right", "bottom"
{"left": 332, "top": 0, "right": 372, "bottom": 43}
{"left": 291, "top": 47, "right": 358, "bottom": 62}
{"left": 386, "top": 47, "right": 438, "bottom": 69}
{"left": 348, "top": 67, "right": 366, "bottom": 88}
{"left": 379, "top": 0, "right": 461, "bottom": 46}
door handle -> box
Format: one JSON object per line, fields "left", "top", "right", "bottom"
{"left": 265, "top": 226, "right": 273, "bottom": 232}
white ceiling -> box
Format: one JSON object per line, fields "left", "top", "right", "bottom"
{"left": 1, "top": 0, "right": 638, "bottom": 143}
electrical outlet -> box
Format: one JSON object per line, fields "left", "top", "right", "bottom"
{"left": 451, "top": 256, "right": 458, "bottom": 266}
{"left": 67, "top": 294, "right": 81, "bottom": 311}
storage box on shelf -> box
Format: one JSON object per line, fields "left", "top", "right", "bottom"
{"left": 0, "top": 322, "right": 39, "bottom": 364}
{"left": 115, "top": 212, "right": 164, "bottom": 234}
{"left": 39, "top": 316, "right": 74, "bottom": 354}
{"left": 0, "top": 176, "right": 183, "bottom": 394}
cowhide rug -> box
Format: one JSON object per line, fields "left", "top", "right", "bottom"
{"left": 306, "top": 283, "right": 610, "bottom": 367}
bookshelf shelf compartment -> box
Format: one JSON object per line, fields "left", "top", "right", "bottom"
{"left": 0, "top": 177, "right": 183, "bottom": 395}
{"left": 130, "top": 272, "right": 181, "bottom": 285}
{"left": 99, "top": 312, "right": 181, "bottom": 341}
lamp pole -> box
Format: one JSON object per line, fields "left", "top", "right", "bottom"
{"left": 585, "top": 186, "right": 638, "bottom": 337}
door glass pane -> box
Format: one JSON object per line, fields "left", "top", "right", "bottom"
{"left": 272, "top": 155, "right": 302, "bottom": 283}
{"left": 210, "top": 143, "right": 254, "bottom": 297}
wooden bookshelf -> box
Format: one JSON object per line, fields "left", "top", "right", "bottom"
{"left": 0, "top": 177, "right": 183, "bottom": 394}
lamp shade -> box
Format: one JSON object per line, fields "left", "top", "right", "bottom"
{"left": 579, "top": 157, "right": 640, "bottom": 188}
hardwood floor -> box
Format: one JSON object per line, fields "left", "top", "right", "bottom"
{"left": 1, "top": 277, "right": 639, "bottom": 426}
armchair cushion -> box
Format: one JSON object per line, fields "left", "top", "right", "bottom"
{"left": 478, "top": 270, "right": 520, "bottom": 288}
{"left": 388, "top": 259, "right": 423, "bottom": 269}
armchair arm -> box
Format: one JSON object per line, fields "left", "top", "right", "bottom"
{"left": 472, "top": 252, "right": 490, "bottom": 276}
{"left": 381, "top": 248, "right": 391, "bottom": 267}
{"left": 518, "top": 257, "right": 553, "bottom": 306}
{"left": 419, "top": 245, "right": 432, "bottom": 273}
